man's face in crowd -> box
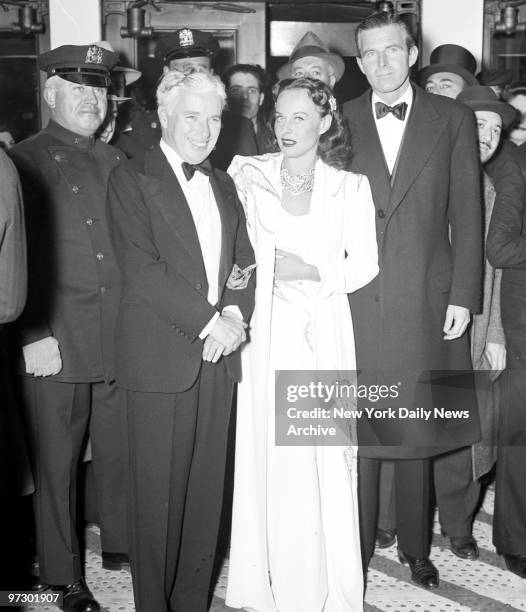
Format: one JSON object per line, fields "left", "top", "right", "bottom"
{"left": 227, "top": 71, "right": 263, "bottom": 122}
{"left": 508, "top": 94, "right": 526, "bottom": 147}
{"left": 425, "top": 72, "right": 466, "bottom": 99}
{"left": 357, "top": 24, "right": 418, "bottom": 103}
{"left": 475, "top": 110, "right": 502, "bottom": 163}
{"left": 166, "top": 55, "right": 212, "bottom": 76}
{"left": 158, "top": 88, "right": 222, "bottom": 164}
{"left": 46, "top": 78, "right": 107, "bottom": 137}
{"left": 291, "top": 55, "right": 336, "bottom": 87}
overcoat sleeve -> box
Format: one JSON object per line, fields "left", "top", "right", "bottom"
{"left": 486, "top": 155, "right": 526, "bottom": 269}
{"left": 0, "top": 150, "right": 26, "bottom": 324}
{"left": 447, "top": 107, "right": 484, "bottom": 312}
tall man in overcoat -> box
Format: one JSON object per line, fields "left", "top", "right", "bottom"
{"left": 343, "top": 12, "right": 482, "bottom": 588}
{"left": 10, "top": 44, "right": 128, "bottom": 612}
{"left": 107, "top": 69, "right": 255, "bottom": 612}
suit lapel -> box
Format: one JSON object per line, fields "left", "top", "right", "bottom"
{"left": 209, "top": 169, "right": 235, "bottom": 293}
{"left": 349, "top": 92, "right": 391, "bottom": 213}
{"left": 143, "top": 147, "right": 207, "bottom": 277}
{"left": 388, "top": 87, "right": 448, "bottom": 215}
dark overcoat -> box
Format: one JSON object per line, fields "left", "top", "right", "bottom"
{"left": 343, "top": 85, "right": 483, "bottom": 459}
{"left": 106, "top": 145, "right": 255, "bottom": 394}
{"left": 10, "top": 120, "right": 123, "bottom": 382}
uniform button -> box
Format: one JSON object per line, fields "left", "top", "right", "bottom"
{"left": 377, "top": 209, "right": 386, "bottom": 218}
{"left": 96, "top": 252, "right": 104, "bottom": 261}
{"left": 100, "top": 286, "right": 107, "bottom": 294}
{"left": 72, "top": 185, "right": 80, "bottom": 194}
{"left": 171, "top": 324, "right": 176, "bottom": 330}
{"left": 86, "top": 218, "right": 94, "bottom": 226}
{"left": 150, "top": 121, "right": 158, "bottom": 129}
{"left": 116, "top": 155, "right": 121, "bottom": 161}
{"left": 374, "top": 295, "right": 380, "bottom": 303}
{"left": 54, "top": 154, "right": 62, "bottom": 162}
{"left": 195, "top": 282, "right": 202, "bottom": 290}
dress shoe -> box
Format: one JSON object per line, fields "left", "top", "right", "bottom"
{"left": 450, "top": 536, "right": 479, "bottom": 560}
{"left": 56, "top": 578, "right": 100, "bottom": 612}
{"left": 102, "top": 551, "right": 130, "bottom": 571}
{"left": 398, "top": 550, "right": 439, "bottom": 589}
{"left": 30, "top": 575, "right": 50, "bottom": 593}
{"left": 504, "top": 553, "right": 526, "bottom": 578}
{"left": 376, "top": 528, "right": 396, "bottom": 549}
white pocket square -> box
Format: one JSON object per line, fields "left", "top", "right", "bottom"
{"left": 226, "top": 263, "right": 256, "bottom": 290}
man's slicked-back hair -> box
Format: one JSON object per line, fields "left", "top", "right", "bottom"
{"left": 355, "top": 11, "right": 416, "bottom": 57}
{"left": 222, "top": 63, "right": 268, "bottom": 92}
{"left": 156, "top": 69, "right": 226, "bottom": 112}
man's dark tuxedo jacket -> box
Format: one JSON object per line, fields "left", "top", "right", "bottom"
{"left": 343, "top": 85, "right": 483, "bottom": 458}
{"left": 107, "top": 145, "right": 255, "bottom": 394}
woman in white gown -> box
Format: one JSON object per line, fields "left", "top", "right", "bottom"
{"left": 226, "top": 78, "right": 379, "bottom": 612}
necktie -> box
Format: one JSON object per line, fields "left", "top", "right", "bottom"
{"left": 375, "top": 101, "right": 408, "bottom": 121}
{"left": 181, "top": 160, "right": 212, "bottom": 181}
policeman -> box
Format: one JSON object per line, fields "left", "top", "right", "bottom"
{"left": 114, "top": 28, "right": 258, "bottom": 168}
{"left": 10, "top": 44, "right": 128, "bottom": 612}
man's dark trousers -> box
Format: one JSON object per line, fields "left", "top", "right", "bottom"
{"left": 127, "top": 359, "right": 234, "bottom": 612}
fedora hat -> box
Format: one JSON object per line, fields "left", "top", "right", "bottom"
{"left": 419, "top": 44, "right": 478, "bottom": 87}
{"left": 276, "top": 31, "right": 345, "bottom": 83}
{"left": 457, "top": 85, "right": 517, "bottom": 128}
{"left": 476, "top": 68, "right": 513, "bottom": 88}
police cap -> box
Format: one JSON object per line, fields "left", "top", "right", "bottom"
{"left": 39, "top": 44, "right": 119, "bottom": 88}
{"left": 155, "top": 29, "right": 219, "bottom": 66}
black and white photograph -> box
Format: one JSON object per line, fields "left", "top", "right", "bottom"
{"left": 1, "top": 1, "right": 526, "bottom": 611}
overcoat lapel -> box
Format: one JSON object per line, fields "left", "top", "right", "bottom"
{"left": 349, "top": 92, "right": 391, "bottom": 214}
{"left": 143, "top": 146, "right": 207, "bottom": 278}
{"left": 388, "top": 88, "right": 447, "bottom": 216}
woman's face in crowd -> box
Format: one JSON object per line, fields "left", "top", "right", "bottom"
{"left": 274, "top": 88, "right": 329, "bottom": 163}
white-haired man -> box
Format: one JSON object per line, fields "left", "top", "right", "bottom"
{"left": 107, "top": 69, "right": 255, "bottom": 612}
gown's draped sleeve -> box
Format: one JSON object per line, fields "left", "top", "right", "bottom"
{"left": 317, "top": 173, "right": 379, "bottom": 299}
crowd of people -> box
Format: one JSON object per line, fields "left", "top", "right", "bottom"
{"left": 1, "top": 10, "right": 526, "bottom": 612}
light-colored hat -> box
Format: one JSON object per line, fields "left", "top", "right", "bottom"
{"left": 277, "top": 31, "right": 345, "bottom": 83}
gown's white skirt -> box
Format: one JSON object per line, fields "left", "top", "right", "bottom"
{"left": 226, "top": 215, "right": 364, "bottom": 612}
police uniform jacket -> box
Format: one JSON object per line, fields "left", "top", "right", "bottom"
{"left": 10, "top": 120, "right": 123, "bottom": 383}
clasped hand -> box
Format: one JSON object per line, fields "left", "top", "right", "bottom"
{"left": 202, "top": 312, "right": 247, "bottom": 363}
{"left": 274, "top": 249, "right": 320, "bottom": 282}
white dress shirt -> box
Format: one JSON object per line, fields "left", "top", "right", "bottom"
{"left": 372, "top": 84, "right": 413, "bottom": 174}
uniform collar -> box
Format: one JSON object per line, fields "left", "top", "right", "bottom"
{"left": 45, "top": 120, "right": 96, "bottom": 150}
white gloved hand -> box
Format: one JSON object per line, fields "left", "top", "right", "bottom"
{"left": 23, "top": 336, "right": 63, "bottom": 377}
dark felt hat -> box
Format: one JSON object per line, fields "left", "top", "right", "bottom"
{"left": 276, "top": 31, "right": 345, "bottom": 83}
{"left": 476, "top": 68, "right": 513, "bottom": 88}
{"left": 155, "top": 29, "right": 219, "bottom": 66}
{"left": 419, "top": 44, "right": 478, "bottom": 87}
{"left": 39, "top": 44, "right": 119, "bottom": 88}
{"left": 457, "top": 85, "right": 517, "bottom": 128}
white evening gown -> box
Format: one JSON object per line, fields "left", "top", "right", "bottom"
{"left": 226, "top": 154, "right": 379, "bottom": 612}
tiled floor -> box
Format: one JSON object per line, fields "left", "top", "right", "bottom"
{"left": 24, "top": 486, "right": 526, "bottom": 612}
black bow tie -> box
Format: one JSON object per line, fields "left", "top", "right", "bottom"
{"left": 181, "top": 160, "right": 212, "bottom": 181}
{"left": 375, "top": 101, "right": 408, "bottom": 121}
